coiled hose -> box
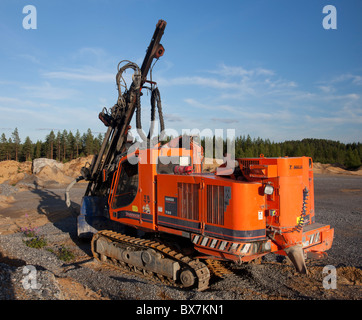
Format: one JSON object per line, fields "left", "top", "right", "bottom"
{"left": 136, "top": 86, "right": 165, "bottom": 142}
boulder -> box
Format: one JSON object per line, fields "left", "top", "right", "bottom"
{"left": 32, "top": 158, "right": 64, "bottom": 175}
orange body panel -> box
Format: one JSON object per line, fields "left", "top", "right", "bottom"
{"left": 108, "top": 139, "right": 203, "bottom": 233}
{"left": 107, "top": 143, "right": 333, "bottom": 263}
{"left": 156, "top": 174, "right": 266, "bottom": 242}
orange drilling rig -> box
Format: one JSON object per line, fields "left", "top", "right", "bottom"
{"left": 66, "top": 20, "right": 334, "bottom": 291}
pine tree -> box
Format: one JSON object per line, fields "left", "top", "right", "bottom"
{"left": 84, "top": 128, "right": 94, "bottom": 156}
{"left": 94, "top": 133, "right": 104, "bottom": 154}
{"left": 7, "top": 137, "right": 13, "bottom": 160}
{"left": 61, "top": 129, "right": 68, "bottom": 161}
{"left": 34, "top": 140, "right": 42, "bottom": 159}
{"left": 67, "top": 131, "right": 75, "bottom": 160}
{"left": 12, "top": 128, "right": 21, "bottom": 161}
{"left": 0, "top": 133, "right": 7, "bottom": 161}
{"left": 75, "top": 129, "right": 81, "bottom": 158}
{"left": 45, "top": 130, "right": 56, "bottom": 159}
{"left": 22, "top": 136, "right": 33, "bottom": 161}
{"left": 345, "top": 148, "right": 361, "bottom": 168}
{"left": 358, "top": 143, "right": 362, "bottom": 164}
{"left": 56, "top": 131, "right": 62, "bottom": 161}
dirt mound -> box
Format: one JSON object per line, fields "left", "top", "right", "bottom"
{"left": 36, "top": 166, "right": 73, "bottom": 186}
{"left": 0, "top": 156, "right": 94, "bottom": 190}
{"left": 0, "top": 156, "right": 93, "bottom": 216}
{"left": 0, "top": 161, "right": 32, "bottom": 184}
{"left": 313, "top": 163, "right": 362, "bottom": 176}
{"left": 62, "top": 155, "right": 93, "bottom": 178}
{"left": 31, "top": 156, "right": 93, "bottom": 188}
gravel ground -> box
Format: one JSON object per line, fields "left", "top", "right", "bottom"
{"left": 313, "top": 175, "right": 362, "bottom": 268}
{"left": 0, "top": 175, "right": 361, "bottom": 301}
{"left": 0, "top": 183, "right": 19, "bottom": 197}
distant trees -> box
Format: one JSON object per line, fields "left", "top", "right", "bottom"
{"left": 0, "top": 129, "right": 361, "bottom": 169}
{"left": 0, "top": 128, "right": 104, "bottom": 163}
{"left": 200, "top": 135, "right": 362, "bottom": 169}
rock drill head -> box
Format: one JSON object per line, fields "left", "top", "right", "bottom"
{"left": 284, "top": 244, "right": 308, "bottom": 274}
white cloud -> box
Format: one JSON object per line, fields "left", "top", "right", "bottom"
{"left": 317, "top": 85, "right": 334, "bottom": 93}
{"left": 42, "top": 68, "right": 114, "bottom": 83}
{"left": 15, "top": 54, "right": 41, "bottom": 64}
{"left": 330, "top": 73, "right": 362, "bottom": 86}
{"left": 158, "top": 76, "right": 238, "bottom": 90}
{"left": 76, "top": 47, "right": 107, "bottom": 57}
{"left": 159, "top": 63, "right": 300, "bottom": 102}
{"left": 183, "top": 98, "right": 290, "bottom": 122}
{"left": 211, "top": 63, "right": 275, "bottom": 77}
{"left": 163, "top": 113, "right": 184, "bottom": 122}
{"left": 0, "top": 96, "right": 51, "bottom": 108}
{"left": 22, "top": 82, "right": 79, "bottom": 100}
{"left": 211, "top": 118, "right": 239, "bottom": 124}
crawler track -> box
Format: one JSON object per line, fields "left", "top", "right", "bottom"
{"left": 91, "top": 230, "right": 210, "bottom": 291}
{"left": 205, "top": 259, "right": 233, "bottom": 278}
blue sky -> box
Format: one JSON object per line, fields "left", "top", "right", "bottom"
{"left": 0, "top": 0, "right": 361, "bottom": 143}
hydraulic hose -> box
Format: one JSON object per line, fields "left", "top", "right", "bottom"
{"left": 65, "top": 176, "right": 84, "bottom": 208}
{"left": 136, "top": 87, "right": 165, "bottom": 142}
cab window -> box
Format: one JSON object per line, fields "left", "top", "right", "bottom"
{"left": 112, "top": 159, "right": 138, "bottom": 209}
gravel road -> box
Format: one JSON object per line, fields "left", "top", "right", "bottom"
{"left": 0, "top": 175, "right": 361, "bottom": 301}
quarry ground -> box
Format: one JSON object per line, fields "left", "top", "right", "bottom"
{"left": 0, "top": 169, "right": 361, "bottom": 302}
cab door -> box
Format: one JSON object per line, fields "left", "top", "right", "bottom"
{"left": 108, "top": 157, "right": 142, "bottom": 226}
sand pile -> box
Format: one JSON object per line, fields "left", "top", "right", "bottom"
{"left": 0, "top": 161, "right": 32, "bottom": 185}
{"left": 62, "top": 156, "right": 93, "bottom": 178}
{"left": 32, "top": 156, "right": 93, "bottom": 187}
{"left": 0, "top": 156, "right": 93, "bottom": 191}
{"left": 313, "top": 163, "right": 362, "bottom": 176}
{"left": 31, "top": 156, "right": 92, "bottom": 187}
{"left": 0, "top": 156, "right": 92, "bottom": 226}
{"left": 36, "top": 165, "right": 73, "bottom": 186}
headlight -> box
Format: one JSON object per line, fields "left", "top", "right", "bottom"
{"left": 264, "top": 184, "right": 274, "bottom": 195}
{"left": 263, "top": 241, "right": 271, "bottom": 252}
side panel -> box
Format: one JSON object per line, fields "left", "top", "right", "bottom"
{"left": 252, "top": 157, "right": 315, "bottom": 233}
{"left": 156, "top": 174, "right": 203, "bottom": 233}
{"left": 202, "top": 177, "right": 266, "bottom": 242}
{"left": 156, "top": 174, "right": 266, "bottom": 242}
{"left": 278, "top": 175, "right": 303, "bottom": 228}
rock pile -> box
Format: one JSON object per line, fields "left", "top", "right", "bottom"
{"left": 0, "top": 156, "right": 93, "bottom": 189}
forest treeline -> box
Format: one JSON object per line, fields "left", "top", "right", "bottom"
{"left": 0, "top": 128, "right": 361, "bottom": 169}
{"left": 229, "top": 135, "right": 362, "bottom": 169}
{"left": 0, "top": 128, "right": 103, "bottom": 163}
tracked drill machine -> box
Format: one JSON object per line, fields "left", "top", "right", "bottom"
{"left": 66, "top": 20, "right": 334, "bottom": 291}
